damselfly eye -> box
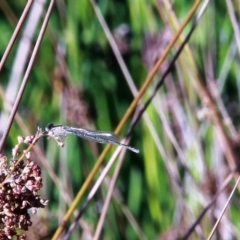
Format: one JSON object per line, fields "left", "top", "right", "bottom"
{"left": 46, "top": 123, "right": 54, "bottom": 131}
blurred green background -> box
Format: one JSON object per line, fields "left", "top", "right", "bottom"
{"left": 1, "top": 0, "right": 240, "bottom": 239}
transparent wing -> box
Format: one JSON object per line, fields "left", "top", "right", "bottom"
{"left": 63, "top": 126, "right": 139, "bottom": 153}
{"left": 46, "top": 124, "right": 139, "bottom": 153}
{"left": 63, "top": 126, "right": 118, "bottom": 142}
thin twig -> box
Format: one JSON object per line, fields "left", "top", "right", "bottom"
{"left": 89, "top": 0, "right": 137, "bottom": 95}
{"left": 182, "top": 172, "right": 234, "bottom": 239}
{"left": 92, "top": 147, "right": 130, "bottom": 240}
{"left": 206, "top": 175, "right": 240, "bottom": 240}
{"left": 0, "top": 0, "right": 33, "bottom": 72}
{"left": 0, "top": 0, "right": 56, "bottom": 153}
{"left": 225, "top": 0, "right": 240, "bottom": 55}
{"left": 60, "top": 146, "right": 123, "bottom": 240}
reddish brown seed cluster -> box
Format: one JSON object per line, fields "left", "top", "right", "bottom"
{"left": 0, "top": 135, "right": 48, "bottom": 239}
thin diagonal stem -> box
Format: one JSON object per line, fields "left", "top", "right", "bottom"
{"left": 0, "top": 0, "right": 56, "bottom": 153}
{"left": 182, "top": 172, "right": 234, "bottom": 239}
{"left": 0, "top": 0, "right": 33, "bottom": 72}
{"left": 207, "top": 175, "right": 240, "bottom": 240}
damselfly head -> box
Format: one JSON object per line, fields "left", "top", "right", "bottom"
{"left": 45, "top": 123, "right": 54, "bottom": 132}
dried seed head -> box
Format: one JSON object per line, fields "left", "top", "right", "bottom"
{"left": 0, "top": 151, "right": 47, "bottom": 239}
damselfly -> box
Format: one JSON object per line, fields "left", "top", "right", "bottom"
{"left": 45, "top": 123, "right": 139, "bottom": 153}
